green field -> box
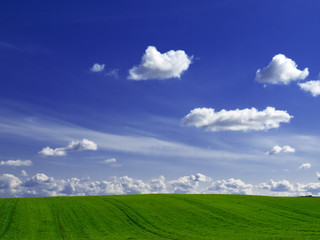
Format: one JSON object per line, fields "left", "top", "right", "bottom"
{"left": 0, "top": 194, "right": 319, "bottom": 239}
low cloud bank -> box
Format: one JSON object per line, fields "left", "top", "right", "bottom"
{"left": 1, "top": 172, "right": 319, "bottom": 198}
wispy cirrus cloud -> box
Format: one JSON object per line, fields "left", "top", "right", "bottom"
{"left": 0, "top": 41, "right": 17, "bottom": 49}
{"left": 128, "top": 46, "right": 192, "bottom": 80}
{"left": 0, "top": 114, "right": 258, "bottom": 161}
{"left": 256, "top": 54, "right": 308, "bottom": 85}
{"left": 105, "top": 69, "right": 119, "bottom": 78}
{"left": 0, "top": 160, "right": 32, "bottom": 167}
{"left": 182, "top": 107, "right": 292, "bottom": 132}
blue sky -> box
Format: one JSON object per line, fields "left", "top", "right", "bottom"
{"left": 1, "top": 0, "right": 320, "bottom": 197}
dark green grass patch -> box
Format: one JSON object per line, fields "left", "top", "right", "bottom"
{"left": 0, "top": 194, "right": 319, "bottom": 239}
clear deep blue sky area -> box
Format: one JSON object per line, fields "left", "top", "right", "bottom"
{"left": 1, "top": 0, "right": 320, "bottom": 197}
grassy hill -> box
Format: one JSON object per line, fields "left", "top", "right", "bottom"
{"left": 0, "top": 194, "right": 319, "bottom": 239}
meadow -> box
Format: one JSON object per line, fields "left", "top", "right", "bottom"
{"left": 0, "top": 194, "right": 319, "bottom": 239}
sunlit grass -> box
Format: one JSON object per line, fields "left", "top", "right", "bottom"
{"left": 0, "top": 194, "right": 319, "bottom": 239}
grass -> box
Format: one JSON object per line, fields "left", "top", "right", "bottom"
{"left": 0, "top": 194, "right": 319, "bottom": 239}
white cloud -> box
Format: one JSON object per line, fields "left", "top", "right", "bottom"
{"left": 259, "top": 179, "right": 294, "bottom": 192}
{"left": 298, "top": 80, "right": 320, "bottom": 97}
{"left": 298, "top": 163, "right": 311, "bottom": 169}
{"left": 128, "top": 46, "right": 192, "bottom": 80}
{"left": 39, "top": 146, "right": 66, "bottom": 156}
{"left": 101, "top": 158, "right": 121, "bottom": 167}
{"left": 21, "top": 170, "right": 28, "bottom": 177}
{"left": 67, "top": 139, "right": 97, "bottom": 151}
{"left": 4, "top": 172, "right": 320, "bottom": 197}
{"left": 102, "top": 158, "right": 117, "bottom": 164}
{"left": 105, "top": 69, "right": 119, "bottom": 78}
{"left": 267, "top": 145, "right": 295, "bottom": 155}
{"left": 298, "top": 182, "right": 320, "bottom": 195}
{"left": 39, "top": 139, "right": 97, "bottom": 157}
{"left": 0, "top": 173, "right": 209, "bottom": 197}
{"left": 182, "top": 107, "right": 293, "bottom": 132}
{"left": 24, "top": 173, "right": 50, "bottom": 187}
{"left": 150, "top": 176, "right": 167, "bottom": 193}
{"left": 260, "top": 180, "right": 320, "bottom": 196}
{"left": 0, "top": 173, "right": 237, "bottom": 197}
{"left": 0, "top": 113, "right": 261, "bottom": 162}
{"left": 317, "top": 172, "right": 320, "bottom": 181}
{"left": 117, "top": 176, "right": 152, "bottom": 194}
{"left": 256, "top": 54, "right": 309, "bottom": 85}
{"left": 207, "top": 178, "right": 253, "bottom": 195}
{"left": 0, "top": 159, "right": 32, "bottom": 167}
{"left": 0, "top": 174, "right": 21, "bottom": 189}
{"left": 169, "top": 173, "right": 211, "bottom": 194}
{"left": 90, "top": 63, "right": 105, "bottom": 72}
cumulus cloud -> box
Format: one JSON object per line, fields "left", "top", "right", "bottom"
{"left": 299, "top": 183, "right": 320, "bottom": 195}
{"left": 117, "top": 176, "right": 152, "bottom": 194}
{"left": 150, "top": 176, "right": 167, "bottom": 193}
{"left": 0, "top": 173, "right": 212, "bottom": 197}
{"left": 317, "top": 172, "right": 320, "bottom": 181}
{"left": 0, "top": 173, "right": 150, "bottom": 197}
{"left": 128, "top": 46, "right": 192, "bottom": 80}
{"left": 267, "top": 145, "right": 295, "bottom": 155}
{"left": 260, "top": 179, "right": 320, "bottom": 196}
{"left": 298, "top": 80, "right": 320, "bottom": 97}
{"left": 0, "top": 174, "right": 21, "bottom": 189}
{"left": 207, "top": 178, "right": 253, "bottom": 195}
{"left": 259, "top": 180, "right": 294, "bottom": 192}
{"left": 90, "top": 63, "right": 105, "bottom": 72}
{"left": 181, "top": 107, "right": 292, "bottom": 132}
{"left": 24, "top": 173, "right": 50, "bottom": 187}
{"left": 256, "top": 54, "right": 309, "bottom": 85}
{"left": 4, "top": 172, "right": 320, "bottom": 197}
{"left": 169, "top": 173, "right": 211, "bottom": 194}
{"left": 0, "top": 159, "right": 32, "bottom": 167}
{"left": 298, "top": 163, "right": 311, "bottom": 169}
{"left": 39, "top": 139, "right": 97, "bottom": 157}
